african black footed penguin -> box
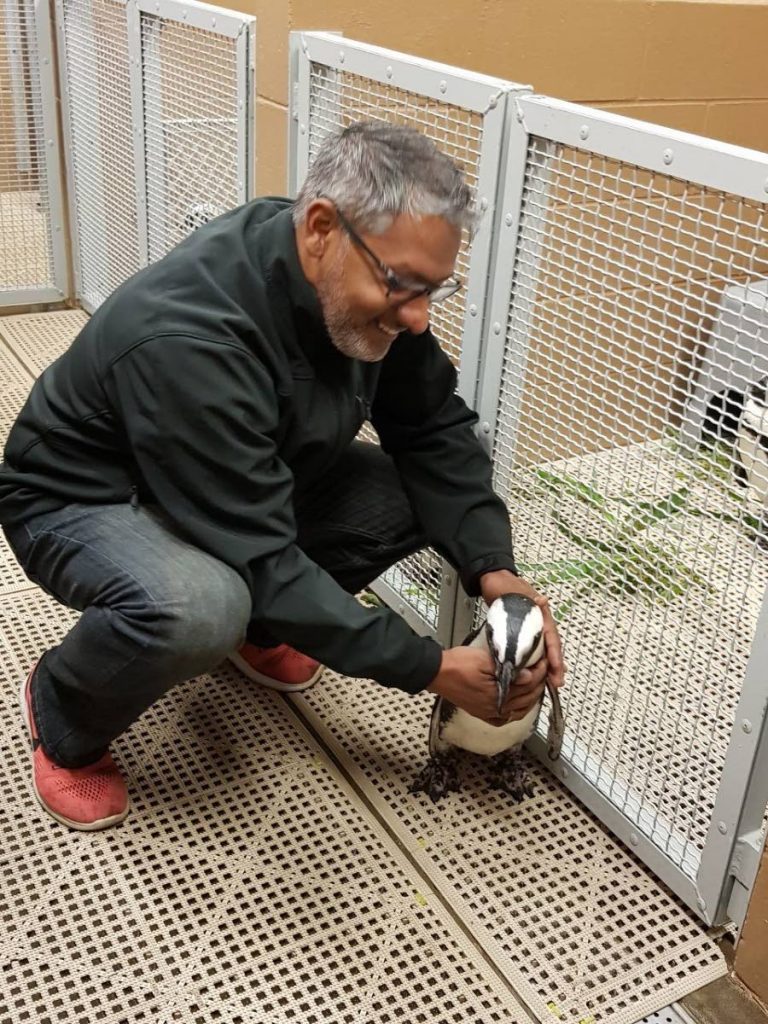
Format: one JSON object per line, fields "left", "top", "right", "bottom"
{"left": 410, "top": 593, "right": 565, "bottom": 804}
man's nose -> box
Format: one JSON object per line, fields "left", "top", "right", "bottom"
{"left": 394, "top": 293, "right": 431, "bottom": 335}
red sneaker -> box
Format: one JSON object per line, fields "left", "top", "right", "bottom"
{"left": 19, "top": 664, "right": 130, "bottom": 831}
{"left": 228, "top": 643, "right": 323, "bottom": 692}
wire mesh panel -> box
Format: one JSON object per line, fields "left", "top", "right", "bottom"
{"left": 478, "top": 96, "right": 768, "bottom": 926}
{"left": 56, "top": 0, "right": 254, "bottom": 312}
{"left": 290, "top": 32, "right": 524, "bottom": 640}
{"left": 57, "top": 0, "right": 141, "bottom": 311}
{"left": 137, "top": 0, "right": 254, "bottom": 263}
{"left": 1, "top": 0, "right": 65, "bottom": 305}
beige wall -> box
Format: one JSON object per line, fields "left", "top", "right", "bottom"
{"left": 736, "top": 843, "right": 768, "bottom": 1010}
{"left": 220, "top": 0, "right": 768, "bottom": 195}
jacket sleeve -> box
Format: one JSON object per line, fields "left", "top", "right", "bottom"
{"left": 371, "top": 329, "right": 517, "bottom": 597}
{"left": 105, "top": 334, "right": 443, "bottom": 693}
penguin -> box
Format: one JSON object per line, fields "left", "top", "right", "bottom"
{"left": 736, "top": 375, "right": 768, "bottom": 546}
{"left": 410, "top": 593, "right": 565, "bottom": 804}
{"left": 701, "top": 386, "right": 745, "bottom": 449}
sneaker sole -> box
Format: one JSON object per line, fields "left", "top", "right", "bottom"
{"left": 227, "top": 651, "right": 324, "bottom": 693}
{"left": 19, "top": 676, "right": 130, "bottom": 832}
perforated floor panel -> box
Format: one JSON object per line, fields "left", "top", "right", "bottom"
{"left": 0, "top": 310, "right": 727, "bottom": 1023}
{"left": 0, "top": 592, "right": 531, "bottom": 1024}
{"left": 0, "top": 309, "right": 88, "bottom": 376}
{"left": 290, "top": 675, "right": 726, "bottom": 1024}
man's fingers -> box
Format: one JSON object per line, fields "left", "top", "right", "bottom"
{"left": 517, "top": 660, "right": 548, "bottom": 687}
{"left": 503, "top": 683, "right": 546, "bottom": 717}
{"left": 541, "top": 610, "right": 566, "bottom": 687}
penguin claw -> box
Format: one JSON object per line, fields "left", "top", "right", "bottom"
{"left": 410, "top": 757, "right": 461, "bottom": 803}
{"left": 488, "top": 752, "right": 535, "bottom": 803}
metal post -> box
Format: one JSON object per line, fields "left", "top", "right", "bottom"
{"left": 125, "top": 0, "right": 149, "bottom": 267}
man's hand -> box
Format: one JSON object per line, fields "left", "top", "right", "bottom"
{"left": 426, "top": 647, "right": 546, "bottom": 726}
{"left": 479, "top": 569, "right": 566, "bottom": 689}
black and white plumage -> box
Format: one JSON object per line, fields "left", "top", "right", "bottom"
{"left": 736, "top": 376, "right": 768, "bottom": 545}
{"left": 410, "top": 593, "right": 565, "bottom": 804}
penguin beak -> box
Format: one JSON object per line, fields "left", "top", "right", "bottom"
{"left": 496, "top": 660, "right": 516, "bottom": 715}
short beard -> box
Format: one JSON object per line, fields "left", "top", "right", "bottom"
{"left": 315, "top": 246, "right": 392, "bottom": 363}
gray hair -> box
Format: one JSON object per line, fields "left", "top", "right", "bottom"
{"left": 292, "top": 122, "right": 479, "bottom": 235}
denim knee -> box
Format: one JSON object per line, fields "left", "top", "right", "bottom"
{"left": 141, "top": 558, "right": 251, "bottom": 669}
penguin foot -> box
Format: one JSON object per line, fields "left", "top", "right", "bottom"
{"left": 409, "top": 756, "right": 461, "bottom": 803}
{"left": 488, "top": 750, "right": 535, "bottom": 803}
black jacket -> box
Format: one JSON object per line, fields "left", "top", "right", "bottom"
{"left": 0, "top": 198, "right": 517, "bottom": 692}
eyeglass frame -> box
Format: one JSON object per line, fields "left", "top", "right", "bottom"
{"left": 326, "top": 201, "right": 462, "bottom": 307}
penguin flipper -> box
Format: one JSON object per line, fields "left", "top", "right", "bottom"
{"left": 545, "top": 681, "right": 566, "bottom": 761}
{"left": 428, "top": 695, "right": 453, "bottom": 757}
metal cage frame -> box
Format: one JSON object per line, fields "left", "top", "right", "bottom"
{"left": 474, "top": 93, "right": 768, "bottom": 929}
{"left": 55, "top": 0, "right": 255, "bottom": 313}
{"left": 0, "top": 0, "right": 68, "bottom": 306}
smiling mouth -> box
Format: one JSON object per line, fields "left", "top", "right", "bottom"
{"left": 374, "top": 320, "right": 400, "bottom": 339}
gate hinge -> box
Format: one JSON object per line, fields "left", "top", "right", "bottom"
{"left": 726, "top": 829, "right": 766, "bottom": 933}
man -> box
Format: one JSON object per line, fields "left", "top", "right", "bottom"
{"left": 0, "top": 123, "right": 564, "bottom": 832}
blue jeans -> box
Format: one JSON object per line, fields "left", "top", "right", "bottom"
{"left": 3, "top": 442, "right": 425, "bottom": 767}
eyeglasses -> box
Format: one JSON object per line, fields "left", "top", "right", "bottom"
{"left": 331, "top": 204, "right": 462, "bottom": 306}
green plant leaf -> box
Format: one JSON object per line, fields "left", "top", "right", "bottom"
{"left": 620, "top": 487, "right": 690, "bottom": 536}
{"left": 535, "top": 469, "right": 617, "bottom": 521}
{"left": 519, "top": 557, "right": 610, "bottom": 586}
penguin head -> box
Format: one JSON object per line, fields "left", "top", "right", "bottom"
{"left": 485, "top": 594, "right": 545, "bottom": 711}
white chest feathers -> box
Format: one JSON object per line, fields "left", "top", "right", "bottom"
{"left": 440, "top": 701, "right": 541, "bottom": 756}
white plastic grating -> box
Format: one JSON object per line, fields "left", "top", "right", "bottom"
{"left": 307, "top": 63, "right": 485, "bottom": 633}
{"left": 489, "top": 143, "right": 768, "bottom": 883}
{"left": 291, "top": 674, "right": 726, "bottom": 1024}
{"left": 0, "top": 589, "right": 532, "bottom": 1024}
{"left": 0, "top": 0, "right": 55, "bottom": 296}
{"left": 140, "top": 13, "right": 242, "bottom": 263}
{"left": 0, "top": 339, "right": 33, "bottom": 441}
{"left": 0, "top": 308, "right": 88, "bottom": 375}
{"left": 59, "top": 0, "right": 142, "bottom": 311}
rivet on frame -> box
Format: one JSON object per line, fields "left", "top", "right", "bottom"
{"left": 469, "top": 304, "right": 478, "bottom": 316}
{"left": 481, "top": 422, "right": 491, "bottom": 434}
{"left": 505, "top": 213, "right": 513, "bottom": 226}
{"left": 630, "top": 833, "right": 639, "bottom": 847}
{"left": 339, "top": 51, "right": 345, "bottom": 64}
{"left": 579, "top": 125, "right": 589, "bottom": 141}
{"left": 439, "top": 80, "right": 447, "bottom": 94}
{"left": 386, "top": 66, "right": 393, "bottom": 79}
{"left": 718, "top": 822, "right": 728, "bottom": 835}
{"left": 493, "top": 322, "right": 501, "bottom": 335}
{"left": 479, "top": 197, "right": 488, "bottom": 211}
{"left": 663, "top": 148, "right": 674, "bottom": 165}
{"left": 742, "top": 719, "right": 753, "bottom": 733}
{"left": 488, "top": 95, "right": 497, "bottom": 109}
{"left": 697, "top": 897, "right": 707, "bottom": 911}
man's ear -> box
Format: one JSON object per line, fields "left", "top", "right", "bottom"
{"left": 302, "top": 198, "right": 338, "bottom": 259}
